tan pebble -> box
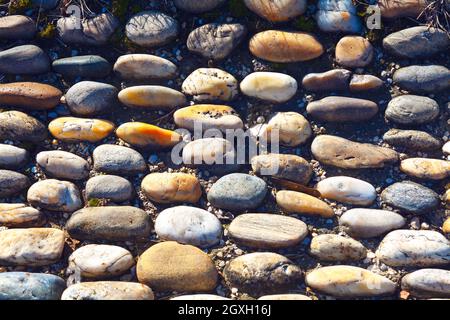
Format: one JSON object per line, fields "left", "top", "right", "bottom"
{"left": 276, "top": 190, "right": 334, "bottom": 218}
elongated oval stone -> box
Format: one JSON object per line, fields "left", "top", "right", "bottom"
{"left": 52, "top": 55, "right": 111, "bottom": 78}
{"left": 65, "top": 81, "right": 118, "bottom": 116}
{"left": 249, "top": 30, "right": 324, "bottom": 63}
{"left": 61, "top": 282, "right": 154, "bottom": 300}
{"left": 27, "top": 179, "right": 82, "bottom": 212}
{"left": 307, "top": 97, "right": 378, "bottom": 122}
{"left": 306, "top": 266, "right": 396, "bottom": 298}
{"left": 385, "top": 95, "right": 440, "bottom": 125}
{"left": 228, "top": 213, "right": 308, "bottom": 249}
{"left": 393, "top": 65, "right": 450, "bottom": 93}
{"left": 0, "top": 203, "right": 44, "bottom": 227}
{"left": 36, "top": 150, "right": 89, "bottom": 181}
{"left": 400, "top": 158, "right": 450, "bottom": 180}
{"left": 0, "top": 45, "right": 50, "bottom": 74}
{"left": 85, "top": 175, "right": 134, "bottom": 203}
{"left": 401, "top": 269, "right": 450, "bottom": 299}
{"left": 383, "top": 129, "right": 442, "bottom": 152}
{"left": 0, "top": 144, "right": 28, "bottom": 169}
{"left": 316, "top": 176, "right": 376, "bottom": 206}
{"left": 349, "top": 74, "right": 383, "bottom": 92}
{"left": 0, "top": 111, "right": 47, "bottom": 142}
{"left": 0, "top": 170, "right": 30, "bottom": 198}
{"left": 0, "top": 272, "right": 65, "bottom": 300}
{"left": 116, "top": 122, "right": 181, "bottom": 148}
{"left": 48, "top": 117, "right": 115, "bottom": 142}
{"left": 379, "top": 0, "right": 427, "bottom": 19}
{"left": 174, "top": 105, "right": 243, "bottom": 132}
{"left": 240, "top": 72, "right": 297, "bottom": 103}
{"left": 113, "top": 54, "right": 177, "bottom": 80}
{"left": 93, "top": 144, "right": 146, "bottom": 175}
{"left": 244, "top": 0, "right": 307, "bottom": 22}
{"left": 276, "top": 190, "right": 334, "bottom": 218}
{"left": 118, "top": 85, "right": 186, "bottom": 109}
{"left": 310, "top": 234, "right": 367, "bottom": 261}
{"left": 0, "top": 15, "right": 36, "bottom": 39}
{"left": 0, "top": 82, "right": 62, "bottom": 110}
{"left": 302, "top": 69, "right": 351, "bottom": 92}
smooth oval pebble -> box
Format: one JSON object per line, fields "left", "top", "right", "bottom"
{"left": 335, "top": 36, "right": 373, "bottom": 68}
{"left": 155, "top": 206, "right": 222, "bottom": 248}
{"left": 376, "top": 230, "right": 450, "bottom": 267}
{"left": 48, "top": 117, "right": 115, "bottom": 142}
{"left": 442, "top": 141, "right": 450, "bottom": 155}
{"left": 66, "top": 206, "right": 152, "bottom": 241}
{"left": 400, "top": 158, "right": 450, "bottom": 180}
{"left": 393, "top": 65, "right": 450, "bottom": 93}
{"left": 0, "top": 203, "right": 44, "bottom": 228}
{"left": 182, "top": 68, "right": 238, "bottom": 102}
{"left": 316, "top": 0, "right": 362, "bottom": 33}
{"left": 310, "top": 234, "right": 367, "bottom": 261}
{"left": 0, "top": 144, "right": 28, "bottom": 169}
{"left": 36, "top": 150, "right": 89, "bottom": 181}
{"left": 0, "top": 170, "right": 30, "bottom": 198}
{"left": 0, "top": 45, "right": 50, "bottom": 74}
{"left": 249, "top": 30, "right": 324, "bottom": 63}
{"left": 141, "top": 172, "right": 201, "bottom": 204}
{"left": 349, "top": 74, "right": 383, "bottom": 92}
{"left": 228, "top": 213, "right": 308, "bottom": 249}
{"left": 65, "top": 81, "right": 118, "bottom": 116}
{"left": 240, "top": 72, "right": 297, "bottom": 103}
{"left": 118, "top": 85, "right": 186, "bottom": 109}
{"left": 93, "top": 144, "right": 146, "bottom": 175}
{"left": 379, "top": 0, "right": 427, "bottom": 19}
{"left": 276, "top": 190, "right": 334, "bottom": 218}
{"left": 137, "top": 241, "right": 218, "bottom": 292}
{"left": 0, "top": 272, "right": 65, "bottom": 300}
{"left": 0, "top": 111, "right": 47, "bottom": 142}
{"left": 27, "top": 179, "right": 82, "bottom": 212}
{"left": 244, "top": 0, "right": 307, "bottom": 22}
{"left": 0, "top": 15, "right": 35, "bottom": 39}
{"left": 316, "top": 176, "right": 376, "bottom": 206}
{"left": 52, "top": 55, "right": 111, "bottom": 78}
{"left": 383, "top": 129, "right": 442, "bottom": 152}
{"left": 224, "top": 252, "right": 302, "bottom": 295}
{"left": 267, "top": 112, "right": 312, "bottom": 147}
{"left": 85, "top": 175, "right": 134, "bottom": 203}
{"left": 113, "top": 54, "right": 177, "bottom": 80}
{"left": 68, "top": 244, "right": 134, "bottom": 278}
{"left": 0, "top": 228, "right": 65, "bottom": 266}
{"left": 61, "top": 282, "right": 154, "bottom": 300}
{"left": 339, "top": 209, "right": 406, "bottom": 238}
{"left": 116, "top": 122, "right": 181, "bottom": 148}
{"left": 207, "top": 173, "right": 267, "bottom": 211}
{"left": 302, "top": 69, "right": 351, "bottom": 92}
{"left": 0, "top": 82, "right": 62, "bottom": 110}
{"left": 401, "top": 269, "right": 450, "bottom": 299}
{"left": 385, "top": 95, "right": 440, "bottom": 125}
{"left": 174, "top": 0, "right": 225, "bottom": 13}
{"left": 306, "top": 266, "right": 396, "bottom": 298}
{"left": 307, "top": 96, "right": 378, "bottom": 122}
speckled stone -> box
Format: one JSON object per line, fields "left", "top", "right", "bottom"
{"left": 52, "top": 55, "right": 111, "bottom": 78}
{"left": 174, "top": 105, "right": 243, "bottom": 132}
{"left": 27, "top": 179, "right": 82, "bottom": 212}
{"left": 316, "top": 176, "right": 376, "bottom": 206}
{"left": 0, "top": 203, "right": 44, "bottom": 228}
{"left": 113, "top": 54, "right": 177, "bottom": 81}
{"left": 310, "top": 234, "right": 367, "bottom": 261}
{"left": 61, "top": 282, "right": 154, "bottom": 300}
{"left": 0, "top": 45, "right": 50, "bottom": 74}
{"left": 393, "top": 65, "right": 450, "bottom": 93}
{"left": 85, "top": 175, "right": 134, "bottom": 203}
{"left": 0, "top": 144, "right": 28, "bottom": 169}
{"left": 385, "top": 95, "right": 440, "bottom": 125}
{"left": 400, "top": 158, "right": 450, "bottom": 180}
{"left": 0, "top": 170, "right": 30, "bottom": 198}
{"left": 0, "top": 111, "right": 47, "bottom": 142}
{"left": 401, "top": 269, "right": 450, "bottom": 299}
{"left": 0, "top": 82, "right": 62, "bottom": 110}
{"left": 93, "top": 144, "right": 146, "bottom": 175}
{"left": 0, "top": 272, "right": 65, "bottom": 300}
{"left": 383, "top": 129, "right": 442, "bottom": 152}
{"left": 307, "top": 96, "right": 378, "bottom": 122}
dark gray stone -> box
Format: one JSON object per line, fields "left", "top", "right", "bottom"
{"left": 383, "top": 129, "right": 442, "bottom": 151}
{"left": 85, "top": 175, "right": 134, "bottom": 202}
{"left": 393, "top": 65, "right": 450, "bottom": 93}
{"left": 52, "top": 55, "right": 111, "bottom": 78}
{"left": 0, "top": 15, "right": 36, "bottom": 40}
{"left": 93, "top": 144, "right": 146, "bottom": 175}
{"left": 385, "top": 95, "right": 440, "bottom": 125}
{"left": 65, "top": 81, "right": 118, "bottom": 116}
{"left": 0, "top": 45, "right": 50, "bottom": 74}
{"left": 0, "top": 170, "right": 30, "bottom": 198}
{"left": 0, "top": 111, "right": 48, "bottom": 142}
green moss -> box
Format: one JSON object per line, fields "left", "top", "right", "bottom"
{"left": 88, "top": 198, "right": 101, "bottom": 207}
{"left": 229, "top": 0, "right": 248, "bottom": 18}
{"left": 293, "top": 16, "right": 316, "bottom": 32}
{"left": 8, "top": 0, "right": 32, "bottom": 14}
{"left": 38, "top": 23, "right": 56, "bottom": 39}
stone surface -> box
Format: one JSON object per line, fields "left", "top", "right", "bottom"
{"left": 258, "top": 294, "right": 311, "bottom": 300}
{"left": 302, "top": 69, "right": 351, "bottom": 92}
{"left": 311, "top": 135, "right": 398, "bottom": 169}
{"left": 335, "top": 36, "right": 373, "bottom": 68}
{"left": 207, "top": 173, "right": 267, "bottom": 211}
{"left": 349, "top": 74, "right": 383, "bottom": 92}
{"left": 0, "top": 144, "right": 28, "bottom": 169}
{"left": 276, "top": 190, "right": 334, "bottom": 218}
{"left": 0, "top": 15, "right": 35, "bottom": 39}
{"left": 0, "top": 203, "right": 44, "bottom": 227}
{"left": 174, "top": 0, "right": 225, "bottom": 13}
{"left": 443, "top": 142, "right": 450, "bottom": 155}
{"left": 141, "top": 172, "right": 201, "bottom": 204}
{"left": 0, "top": 170, "right": 30, "bottom": 198}
{"left": 116, "top": 122, "right": 182, "bottom": 148}
{"left": 401, "top": 269, "right": 450, "bottom": 299}
{"left": 0, "top": 111, "right": 47, "bottom": 142}
{"left": 66, "top": 206, "right": 152, "bottom": 241}
{"left": 93, "top": 144, "right": 146, "bottom": 175}
{"left": 339, "top": 209, "right": 406, "bottom": 238}
{"left": 118, "top": 85, "right": 186, "bottom": 109}
{"left": 85, "top": 175, "right": 134, "bottom": 203}
{"left": 52, "top": 55, "right": 111, "bottom": 78}
{"left": 0, "top": 272, "right": 65, "bottom": 300}
{"left": 155, "top": 206, "right": 222, "bottom": 248}
{"left": 65, "top": 81, "right": 118, "bottom": 116}
{"left": 376, "top": 230, "right": 450, "bottom": 267}
{"left": 0, "top": 82, "right": 62, "bottom": 110}
{"left": 244, "top": 0, "right": 307, "bottom": 22}
{"left": 385, "top": 95, "right": 440, "bottom": 125}
{"left": 224, "top": 252, "right": 302, "bottom": 295}
{"left": 400, "top": 158, "right": 450, "bottom": 180}
{"left": 228, "top": 213, "right": 308, "bottom": 249}
{"left": 383, "top": 129, "right": 442, "bottom": 152}
{"left": 307, "top": 96, "right": 378, "bottom": 122}
{"left": 379, "top": 0, "right": 427, "bottom": 19}
{"left": 137, "top": 241, "right": 218, "bottom": 292}
{"left": 267, "top": 112, "right": 312, "bottom": 147}
{"left": 316, "top": 176, "right": 376, "bottom": 206}
{"left": 249, "top": 30, "right": 324, "bottom": 62}
{"left": 393, "top": 65, "right": 450, "bottom": 93}
{"left": 61, "top": 282, "right": 154, "bottom": 300}
{"left": 310, "top": 234, "right": 367, "bottom": 261}
{"left": 316, "top": 0, "right": 362, "bottom": 33}
{"left": 0, "top": 45, "right": 50, "bottom": 74}
{"left": 27, "top": 179, "right": 82, "bottom": 212}
{"left": 444, "top": 218, "right": 450, "bottom": 234}
{"left": 0, "top": 228, "right": 65, "bottom": 266}
{"left": 113, "top": 54, "right": 177, "bottom": 80}
{"left": 240, "top": 72, "right": 298, "bottom": 103}
{"left": 174, "top": 105, "right": 243, "bottom": 132}
{"left": 36, "top": 150, "right": 89, "bottom": 180}
{"left": 49, "top": 117, "right": 115, "bottom": 142}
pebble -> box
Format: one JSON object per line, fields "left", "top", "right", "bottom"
{"left": 349, "top": 74, "right": 383, "bottom": 92}
{"left": 0, "top": 272, "right": 65, "bottom": 300}
{"left": 174, "top": 0, "right": 225, "bottom": 13}
{"left": 0, "top": 45, "right": 50, "bottom": 74}
{"left": 0, "top": 82, "right": 62, "bottom": 110}
{"left": 400, "top": 158, "right": 450, "bottom": 180}
{"left": 0, "top": 228, "right": 64, "bottom": 266}
{"left": 141, "top": 172, "right": 201, "bottom": 204}
{"left": 307, "top": 96, "right": 378, "bottom": 122}
{"left": 0, "top": 144, "right": 28, "bottom": 169}
{"left": 393, "top": 65, "right": 450, "bottom": 93}
{"left": 125, "top": 11, "right": 178, "bottom": 48}
{"left": 0, "top": 170, "right": 30, "bottom": 198}
{"left": 174, "top": 105, "right": 243, "bottom": 132}
{"left": 187, "top": 23, "right": 247, "bottom": 60}
{"left": 276, "top": 190, "right": 334, "bottom": 218}
{"left": 335, "top": 36, "right": 374, "bottom": 68}
{"left": 93, "top": 144, "right": 146, "bottom": 175}
{"left": 207, "top": 173, "right": 267, "bottom": 211}
{"left": 381, "top": 181, "right": 440, "bottom": 215}
{"left": 36, "top": 150, "right": 89, "bottom": 181}
{"left": 52, "top": 55, "right": 111, "bottom": 79}
{"left": 228, "top": 213, "right": 308, "bottom": 249}
{"left": 0, "top": 203, "right": 44, "bottom": 228}
{"left": 316, "top": 176, "right": 376, "bottom": 206}
{"left": 61, "top": 282, "right": 154, "bottom": 300}
{"left": 401, "top": 269, "right": 450, "bottom": 299}
{"left": 385, "top": 95, "right": 440, "bottom": 125}
{"left": 172, "top": 294, "right": 230, "bottom": 300}
{"left": 85, "top": 175, "right": 134, "bottom": 203}
{"left": 311, "top": 135, "right": 398, "bottom": 169}
{"left": 155, "top": 206, "right": 222, "bottom": 247}
{"left": 116, "top": 122, "right": 182, "bottom": 148}
{"left": 244, "top": 0, "right": 307, "bottom": 22}
{"left": 267, "top": 112, "right": 312, "bottom": 147}
{"left": 310, "top": 234, "right": 367, "bottom": 261}
{"left": 443, "top": 142, "right": 450, "bottom": 155}
{"left": 113, "top": 54, "right": 177, "bottom": 81}
{"left": 27, "top": 179, "right": 82, "bottom": 212}
{"left": 339, "top": 209, "right": 406, "bottom": 238}
{"left": 136, "top": 241, "right": 218, "bottom": 292}
{"left": 224, "top": 252, "right": 302, "bottom": 295}
{"left": 249, "top": 30, "right": 324, "bottom": 63}
{"left": 240, "top": 72, "right": 298, "bottom": 103}
{"left": 251, "top": 153, "right": 312, "bottom": 185}
{"left": 66, "top": 206, "right": 152, "bottom": 241}
{"left": 376, "top": 230, "right": 450, "bottom": 267}
{"left": 65, "top": 81, "right": 118, "bottom": 116}
{"left": 182, "top": 68, "right": 238, "bottom": 102}
{"left": 118, "top": 85, "right": 186, "bottom": 109}
{"left": 68, "top": 244, "right": 134, "bottom": 279}
{"left": 302, "top": 69, "right": 351, "bottom": 92}
{"left": 379, "top": 0, "right": 427, "bottom": 19}
{"left": 306, "top": 266, "right": 396, "bottom": 298}
{"left": 48, "top": 117, "right": 115, "bottom": 142}
{"left": 316, "top": 0, "right": 362, "bottom": 33}
{"left": 383, "top": 129, "right": 442, "bottom": 152}
{"left": 444, "top": 218, "right": 450, "bottom": 234}
{"left": 0, "top": 111, "right": 48, "bottom": 142}
{"left": 0, "top": 15, "right": 35, "bottom": 39}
